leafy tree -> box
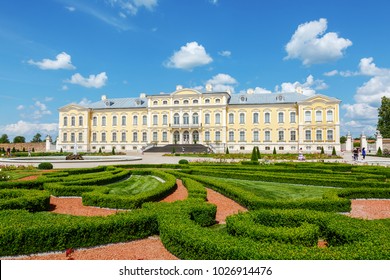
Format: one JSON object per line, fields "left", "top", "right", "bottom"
{"left": 340, "top": 136, "right": 347, "bottom": 144}
{"left": 377, "top": 96, "right": 390, "bottom": 137}
{"left": 31, "top": 133, "right": 43, "bottom": 143}
{"left": 0, "top": 134, "right": 10, "bottom": 143}
{"left": 13, "top": 136, "right": 26, "bottom": 143}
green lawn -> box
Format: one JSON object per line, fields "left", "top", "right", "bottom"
{"left": 107, "top": 175, "right": 162, "bottom": 195}
{"left": 219, "top": 178, "right": 335, "bottom": 200}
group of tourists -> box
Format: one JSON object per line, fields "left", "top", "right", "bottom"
{"left": 353, "top": 147, "right": 366, "bottom": 161}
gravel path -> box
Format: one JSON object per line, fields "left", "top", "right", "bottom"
{"left": 5, "top": 180, "right": 390, "bottom": 260}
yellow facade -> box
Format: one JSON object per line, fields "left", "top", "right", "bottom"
{"left": 57, "top": 87, "right": 341, "bottom": 153}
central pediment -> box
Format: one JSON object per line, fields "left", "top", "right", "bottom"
{"left": 171, "top": 88, "right": 201, "bottom": 96}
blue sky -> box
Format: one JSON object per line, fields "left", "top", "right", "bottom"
{"left": 1, "top": 0, "right": 390, "bottom": 141}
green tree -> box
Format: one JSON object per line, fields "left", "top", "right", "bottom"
{"left": 251, "top": 147, "right": 258, "bottom": 162}
{"left": 340, "top": 136, "right": 347, "bottom": 144}
{"left": 0, "top": 134, "right": 10, "bottom": 143}
{"left": 377, "top": 96, "right": 390, "bottom": 137}
{"left": 31, "top": 133, "right": 42, "bottom": 143}
{"left": 13, "top": 136, "right": 26, "bottom": 143}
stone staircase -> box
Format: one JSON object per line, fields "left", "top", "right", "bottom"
{"left": 144, "top": 144, "right": 209, "bottom": 153}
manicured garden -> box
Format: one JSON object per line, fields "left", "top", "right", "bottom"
{"left": 1, "top": 161, "right": 390, "bottom": 259}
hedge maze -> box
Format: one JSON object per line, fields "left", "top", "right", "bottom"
{"left": 1, "top": 162, "right": 390, "bottom": 259}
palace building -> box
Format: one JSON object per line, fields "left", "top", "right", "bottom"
{"left": 57, "top": 85, "right": 341, "bottom": 154}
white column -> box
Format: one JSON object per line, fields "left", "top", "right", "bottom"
{"left": 345, "top": 132, "right": 352, "bottom": 152}
{"left": 360, "top": 132, "right": 367, "bottom": 150}
{"left": 376, "top": 131, "right": 383, "bottom": 153}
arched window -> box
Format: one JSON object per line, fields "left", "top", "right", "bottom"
{"left": 205, "top": 131, "right": 210, "bottom": 141}
{"left": 193, "top": 130, "right": 199, "bottom": 142}
{"left": 215, "top": 98, "right": 221, "bottom": 104}
{"left": 173, "top": 131, "right": 180, "bottom": 142}
{"left": 163, "top": 114, "right": 168, "bottom": 125}
{"left": 112, "top": 116, "right": 117, "bottom": 126}
{"left": 305, "top": 111, "right": 311, "bottom": 122}
{"left": 153, "top": 114, "right": 158, "bottom": 125}
{"left": 93, "top": 116, "right": 97, "bottom": 126}
{"left": 316, "top": 110, "right": 322, "bottom": 122}
{"left": 174, "top": 113, "right": 180, "bottom": 125}
{"left": 70, "top": 132, "right": 75, "bottom": 142}
{"left": 278, "top": 112, "right": 284, "bottom": 123}
{"left": 78, "top": 132, "right": 83, "bottom": 142}
{"left": 205, "top": 113, "right": 210, "bottom": 124}
{"left": 239, "top": 131, "right": 245, "bottom": 141}
{"left": 253, "top": 131, "right": 259, "bottom": 141}
{"left": 63, "top": 133, "right": 67, "bottom": 142}
{"left": 215, "top": 131, "right": 221, "bottom": 141}
{"left": 121, "top": 116, "right": 127, "bottom": 126}
{"left": 193, "top": 99, "right": 199, "bottom": 104}
{"left": 229, "top": 131, "right": 234, "bottom": 141}
{"left": 253, "top": 113, "right": 259, "bottom": 124}
{"left": 102, "top": 116, "right": 106, "bottom": 126}
{"left": 192, "top": 113, "right": 199, "bottom": 125}
{"left": 101, "top": 132, "right": 106, "bottom": 142}
{"left": 174, "top": 100, "right": 179, "bottom": 105}
{"left": 71, "top": 116, "right": 75, "bottom": 126}
{"left": 92, "top": 132, "right": 97, "bottom": 142}
{"left": 264, "top": 131, "right": 271, "bottom": 141}
{"left": 121, "top": 132, "right": 126, "bottom": 142}
{"left": 205, "top": 99, "right": 210, "bottom": 104}
{"left": 112, "top": 132, "right": 117, "bottom": 142}
{"left": 142, "top": 115, "right": 147, "bottom": 125}
{"left": 239, "top": 113, "right": 245, "bottom": 124}
{"left": 183, "top": 113, "right": 189, "bottom": 124}
{"left": 133, "top": 115, "right": 138, "bottom": 125}
{"left": 264, "top": 112, "right": 270, "bottom": 123}
{"left": 153, "top": 100, "right": 158, "bottom": 105}
{"left": 78, "top": 116, "right": 83, "bottom": 126}
{"left": 215, "top": 113, "right": 221, "bottom": 124}
{"left": 183, "top": 100, "right": 189, "bottom": 105}
{"left": 326, "top": 110, "right": 333, "bottom": 122}
{"left": 133, "top": 132, "right": 138, "bottom": 142}
{"left": 290, "top": 112, "right": 296, "bottom": 123}
{"left": 229, "top": 113, "right": 234, "bottom": 124}
{"left": 63, "top": 116, "right": 68, "bottom": 126}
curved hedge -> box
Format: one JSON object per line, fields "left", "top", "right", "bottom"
{"left": 0, "top": 189, "right": 50, "bottom": 212}
{"left": 82, "top": 170, "right": 177, "bottom": 209}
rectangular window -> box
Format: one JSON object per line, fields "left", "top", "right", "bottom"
{"left": 93, "top": 117, "right": 97, "bottom": 126}
{"left": 70, "top": 133, "right": 75, "bottom": 142}
{"left": 316, "top": 111, "right": 322, "bottom": 122}
{"left": 205, "top": 114, "right": 210, "bottom": 124}
{"left": 290, "top": 112, "right": 296, "bottom": 123}
{"left": 92, "top": 133, "right": 97, "bottom": 142}
{"left": 153, "top": 115, "right": 158, "bottom": 125}
{"left": 253, "top": 131, "right": 259, "bottom": 141}
{"left": 133, "top": 132, "right": 138, "bottom": 142}
{"left": 326, "top": 110, "right": 333, "bottom": 122}
{"left": 229, "top": 114, "right": 234, "bottom": 124}
{"left": 278, "top": 112, "right": 284, "bottom": 123}
{"left": 101, "top": 132, "right": 106, "bottom": 142}
{"left": 215, "top": 131, "right": 221, "bottom": 141}
{"left": 153, "top": 132, "right": 158, "bottom": 141}
{"left": 327, "top": 130, "right": 333, "bottom": 141}
{"left": 121, "top": 132, "right": 126, "bottom": 142}
{"left": 305, "top": 130, "right": 311, "bottom": 140}
{"left": 265, "top": 131, "right": 270, "bottom": 141}
{"left": 163, "top": 115, "right": 168, "bottom": 125}
{"left": 79, "top": 116, "right": 83, "bottom": 126}
{"left": 112, "top": 132, "right": 117, "bottom": 142}
{"left": 102, "top": 116, "right": 106, "bottom": 126}
{"left": 253, "top": 113, "right": 259, "bottom": 124}
{"left": 264, "top": 113, "right": 270, "bottom": 123}
{"left": 239, "top": 131, "right": 245, "bottom": 141}
{"left": 290, "top": 131, "right": 296, "bottom": 141}
{"left": 78, "top": 133, "right": 83, "bottom": 142}
{"left": 162, "top": 132, "right": 168, "bottom": 142}
{"left": 112, "top": 116, "right": 117, "bottom": 126}
{"left": 121, "top": 116, "right": 126, "bottom": 126}
{"left": 142, "top": 132, "right": 147, "bottom": 142}
{"left": 133, "top": 116, "right": 138, "bottom": 125}
{"left": 278, "top": 131, "right": 284, "bottom": 141}
{"left": 215, "top": 114, "right": 221, "bottom": 124}
{"left": 229, "top": 131, "right": 234, "bottom": 141}
{"left": 205, "top": 131, "right": 210, "bottom": 141}
{"left": 305, "top": 111, "right": 311, "bottom": 122}
{"left": 239, "top": 113, "right": 245, "bottom": 124}
{"left": 142, "top": 116, "right": 147, "bottom": 125}
{"left": 316, "top": 130, "right": 322, "bottom": 141}
{"left": 63, "top": 133, "right": 67, "bottom": 142}
{"left": 174, "top": 114, "right": 180, "bottom": 125}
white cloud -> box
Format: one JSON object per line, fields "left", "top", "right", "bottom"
{"left": 206, "top": 73, "right": 237, "bottom": 93}
{"left": 66, "top": 6, "right": 76, "bottom": 12}
{"left": 28, "top": 52, "right": 76, "bottom": 70}
{"left": 32, "top": 101, "right": 51, "bottom": 119}
{"left": 285, "top": 18, "right": 352, "bottom": 65}
{"left": 67, "top": 72, "right": 108, "bottom": 88}
{"left": 342, "top": 103, "right": 378, "bottom": 120}
{"left": 218, "top": 50, "right": 231, "bottom": 57}
{"left": 107, "top": 0, "right": 157, "bottom": 16}
{"left": 324, "top": 70, "right": 339, "bottom": 77}
{"left": 17, "top": 105, "right": 25, "bottom": 110}
{"left": 2, "top": 121, "right": 58, "bottom": 137}
{"left": 78, "top": 98, "right": 92, "bottom": 106}
{"left": 239, "top": 87, "right": 272, "bottom": 94}
{"left": 165, "top": 41, "right": 213, "bottom": 70}
{"left": 275, "top": 75, "right": 328, "bottom": 96}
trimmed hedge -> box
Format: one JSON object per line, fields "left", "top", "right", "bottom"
{"left": 82, "top": 170, "right": 177, "bottom": 209}
{"left": 0, "top": 189, "right": 50, "bottom": 212}
{"left": 0, "top": 180, "right": 44, "bottom": 190}
{"left": 0, "top": 209, "right": 158, "bottom": 257}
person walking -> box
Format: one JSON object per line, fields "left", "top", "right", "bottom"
{"left": 362, "top": 147, "right": 366, "bottom": 160}
{"left": 353, "top": 148, "right": 358, "bottom": 161}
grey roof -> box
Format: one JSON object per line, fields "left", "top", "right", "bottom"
{"left": 88, "top": 98, "right": 147, "bottom": 109}
{"left": 229, "top": 92, "right": 311, "bottom": 105}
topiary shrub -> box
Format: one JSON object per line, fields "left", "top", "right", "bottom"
{"left": 332, "top": 147, "right": 337, "bottom": 156}
{"left": 321, "top": 146, "right": 325, "bottom": 154}
{"left": 226, "top": 147, "right": 230, "bottom": 154}
{"left": 273, "top": 147, "right": 277, "bottom": 155}
{"left": 251, "top": 147, "right": 258, "bottom": 162}
{"left": 179, "top": 159, "right": 189, "bottom": 164}
{"left": 377, "top": 147, "right": 382, "bottom": 156}
{"left": 38, "top": 162, "right": 53, "bottom": 170}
